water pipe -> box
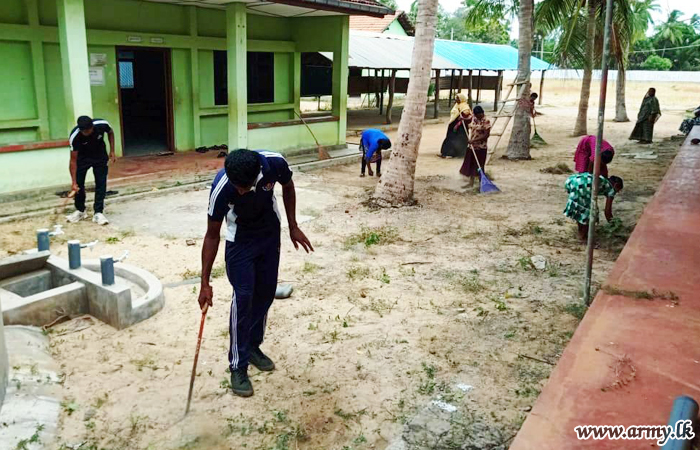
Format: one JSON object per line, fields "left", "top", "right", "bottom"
{"left": 662, "top": 396, "right": 698, "bottom": 450}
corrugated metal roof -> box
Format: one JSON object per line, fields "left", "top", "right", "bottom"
{"left": 323, "top": 32, "right": 551, "bottom": 71}
{"left": 434, "top": 39, "right": 551, "bottom": 71}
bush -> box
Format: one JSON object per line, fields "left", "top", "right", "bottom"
{"left": 640, "top": 55, "right": 672, "bottom": 71}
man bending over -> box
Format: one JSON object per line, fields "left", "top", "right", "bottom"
{"left": 198, "top": 149, "right": 313, "bottom": 397}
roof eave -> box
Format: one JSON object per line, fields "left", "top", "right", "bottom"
{"left": 269, "top": 0, "right": 393, "bottom": 17}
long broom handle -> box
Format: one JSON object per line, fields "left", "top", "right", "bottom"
{"left": 461, "top": 120, "right": 484, "bottom": 172}
{"left": 186, "top": 304, "right": 208, "bottom": 415}
{"left": 292, "top": 110, "right": 321, "bottom": 148}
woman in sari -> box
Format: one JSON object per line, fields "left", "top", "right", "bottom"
{"left": 630, "top": 88, "right": 661, "bottom": 144}
{"left": 460, "top": 106, "right": 491, "bottom": 188}
{"left": 679, "top": 105, "right": 700, "bottom": 136}
{"left": 438, "top": 93, "right": 472, "bottom": 158}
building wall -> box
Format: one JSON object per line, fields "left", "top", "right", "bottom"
{"left": 383, "top": 19, "right": 408, "bottom": 36}
{"left": 0, "top": 0, "right": 348, "bottom": 194}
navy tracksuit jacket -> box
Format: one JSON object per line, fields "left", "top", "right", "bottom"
{"left": 208, "top": 151, "right": 292, "bottom": 370}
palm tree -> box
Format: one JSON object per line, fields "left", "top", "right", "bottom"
{"left": 464, "top": 0, "right": 533, "bottom": 159}
{"left": 537, "top": 0, "right": 598, "bottom": 136}
{"left": 613, "top": 0, "right": 657, "bottom": 122}
{"left": 656, "top": 10, "right": 685, "bottom": 56}
{"left": 505, "top": 0, "right": 535, "bottom": 159}
{"left": 374, "top": 0, "right": 440, "bottom": 206}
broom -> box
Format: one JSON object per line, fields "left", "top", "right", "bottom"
{"left": 531, "top": 116, "right": 547, "bottom": 146}
{"left": 293, "top": 111, "right": 330, "bottom": 160}
{"left": 461, "top": 121, "right": 500, "bottom": 194}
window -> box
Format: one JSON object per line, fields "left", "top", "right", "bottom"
{"left": 214, "top": 51, "right": 274, "bottom": 105}
{"left": 118, "top": 61, "right": 134, "bottom": 89}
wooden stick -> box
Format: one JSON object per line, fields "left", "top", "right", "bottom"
{"left": 293, "top": 110, "right": 330, "bottom": 160}
{"left": 186, "top": 305, "right": 208, "bottom": 415}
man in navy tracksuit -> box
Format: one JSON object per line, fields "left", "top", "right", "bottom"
{"left": 198, "top": 149, "right": 313, "bottom": 397}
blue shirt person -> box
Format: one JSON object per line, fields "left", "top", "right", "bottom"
{"left": 199, "top": 149, "right": 313, "bottom": 397}
{"left": 359, "top": 129, "right": 391, "bottom": 177}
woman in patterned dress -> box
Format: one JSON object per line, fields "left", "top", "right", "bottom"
{"left": 564, "top": 173, "right": 624, "bottom": 241}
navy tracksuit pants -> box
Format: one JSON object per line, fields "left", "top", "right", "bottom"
{"left": 226, "top": 228, "right": 280, "bottom": 371}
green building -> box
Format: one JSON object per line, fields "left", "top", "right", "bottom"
{"left": 0, "top": 0, "right": 390, "bottom": 194}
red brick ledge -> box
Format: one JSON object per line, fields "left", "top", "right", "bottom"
{"left": 0, "top": 140, "right": 69, "bottom": 154}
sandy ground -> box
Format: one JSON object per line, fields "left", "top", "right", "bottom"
{"left": 0, "top": 79, "right": 695, "bottom": 450}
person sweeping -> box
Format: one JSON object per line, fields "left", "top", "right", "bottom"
{"left": 198, "top": 149, "right": 313, "bottom": 397}
{"left": 563, "top": 172, "right": 624, "bottom": 242}
{"left": 460, "top": 106, "right": 491, "bottom": 189}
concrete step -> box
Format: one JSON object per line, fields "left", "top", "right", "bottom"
{"left": 0, "top": 145, "right": 367, "bottom": 223}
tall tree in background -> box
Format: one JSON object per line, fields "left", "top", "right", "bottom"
{"left": 505, "top": 0, "right": 534, "bottom": 159}
{"left": 463, "top": 0, "right": 532, "bottom": 158}
{"left": 613, "top": 0, "right": 657, "bottom": 122}
{"left": 374, "top": 0, "right": 440, "bottom": 206}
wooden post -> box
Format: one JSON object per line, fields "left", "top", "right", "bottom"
{"left": 379, "top": 69, "right": 385, "bottom": 115}
{"left": 434, "top": 69, "right": 440, "bottom": 119}
{"left": 476, "top": 70, "right": 482, "bottom": 104}
{"left": 374, "top": 69, "right": 379, "bottom": 109}
{"left": 468, "top": 70, "right": 473, "bottom": 108}
{"left": 494, "top": 70, "right": 503, "bottom": 112}
{"left": 539, "top": 70, "right": 546, "bottom": 105}
{"left": 385, "top": 69, "right": 397, "bottom": 124}
{"left": 449, "top": 70, "right": 455, "bottom": 103}
{"left": 458, "top": 69, "right": 463, "bottom": 93}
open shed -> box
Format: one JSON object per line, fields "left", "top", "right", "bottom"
{"left": 317, "top": 31, "right": 551, "bottom": 123}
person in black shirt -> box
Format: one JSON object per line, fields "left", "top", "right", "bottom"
{"left": 199, "top": 149, "right": 313, "bottom": 397}
{"left": 66, "top": 116, "right": 116, "bottom": 225}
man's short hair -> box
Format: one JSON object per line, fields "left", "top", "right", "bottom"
{"left": 602, "top": 149, "right": 614, "bottom": 164}
{"left": 609, "top": 175, "right": 623, "bottom": 190}
{"left": 225, "top": 149, "right": 260, "bottom": 188}
{"left": 77, "top": 116, "right": 94, "bottom": 131}
{"left": 530, "top": 93, "right": 539, "bottom": 100}
{"left": 379, "top": 138, "right": 392, "bottom": 150}
{"left": 473, "top": 105, "right": 485, "bottom": 115}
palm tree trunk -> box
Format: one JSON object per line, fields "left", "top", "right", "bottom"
{"left": 572, "top": 0, "right": 596, "bottom": 136}
{"left": 374, "top": 0, "right": 439, "bottom": 206}
{"left": 505, "top": 0, "right": 534, "bottom": 160}
{"left": 614, "top": 61, "right": 630, "bottom": 122}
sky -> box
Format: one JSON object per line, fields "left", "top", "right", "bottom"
{"left": 393, "top": 0, "right": 700, "bottom": 39}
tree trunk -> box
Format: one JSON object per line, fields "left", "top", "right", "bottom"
{"left": 505, "top": 0, "right": 534, "bottom": 160}
{"left": 572, "top": 0, "right": 596, "bottom": 136}
{"left": 373, "top": 0, "right": 439, "bottom": 206}
{"left": 614, "top": 62, "right": 630, "bottom": 122}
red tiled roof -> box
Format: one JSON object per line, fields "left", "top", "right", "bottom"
{"left": 349, "top": 10, "right": 414, "bottom": 35}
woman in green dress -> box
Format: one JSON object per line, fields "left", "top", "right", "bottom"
{"left": 629, "top": 88, "right": 661, "bottom": 144}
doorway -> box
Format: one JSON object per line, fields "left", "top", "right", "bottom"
{"left": 116, "top": 47, "right": 173, "bottom": 156}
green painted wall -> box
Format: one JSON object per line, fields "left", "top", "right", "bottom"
{"left": 0, "top": 0, "right": 348, "bottom": 195}
{"left": 0, "top": 146, "right": 70, "bottom": 193}
{"left": 0, "top": 42, "right": 37, "bottom": 121}
{"left": 0, "top": 0, "right": 28, "bottom": 25}
{"left": 384, "top": 19, "right": 408, "bottom": 36}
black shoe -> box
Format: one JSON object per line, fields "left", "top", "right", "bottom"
{"left": 230, "top": 368, "right": 254, "bottom": 397}
{"left": 250, "top": 347, "right": 275, "bottom": 372}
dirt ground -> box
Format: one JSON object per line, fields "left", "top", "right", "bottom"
{"left": 0, "top": 79, "right": 695, "bottom": 450}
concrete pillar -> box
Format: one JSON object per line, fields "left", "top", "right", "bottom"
{"left": 331, "top": 15, "right": 349, "bottom": 144}
{"left": 57, "top": 0, "right": 93, "bottom": 129}
{"left": 293, "top": 52, "right": 301, "bottom": 115}
{"left": 0, "top": 297, "right": 7, "bottom": 413}
{"left": 226, "top": 2, "right": 248, "bottom": 149}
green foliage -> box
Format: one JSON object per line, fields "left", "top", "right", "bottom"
{"left": 563, "top": 302, "right": 587, "bottom": 320}
{"left": 376, "top": 0, "right": 397, "bottom": 10}
{"left": 343, "top": 225, "right": 398, "bottom": 249}
{"left": 640, "top": 54, "right": 673, "bottom": 70}
{"left": 14, "top": 425, "right": 44, "bottom": 450}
